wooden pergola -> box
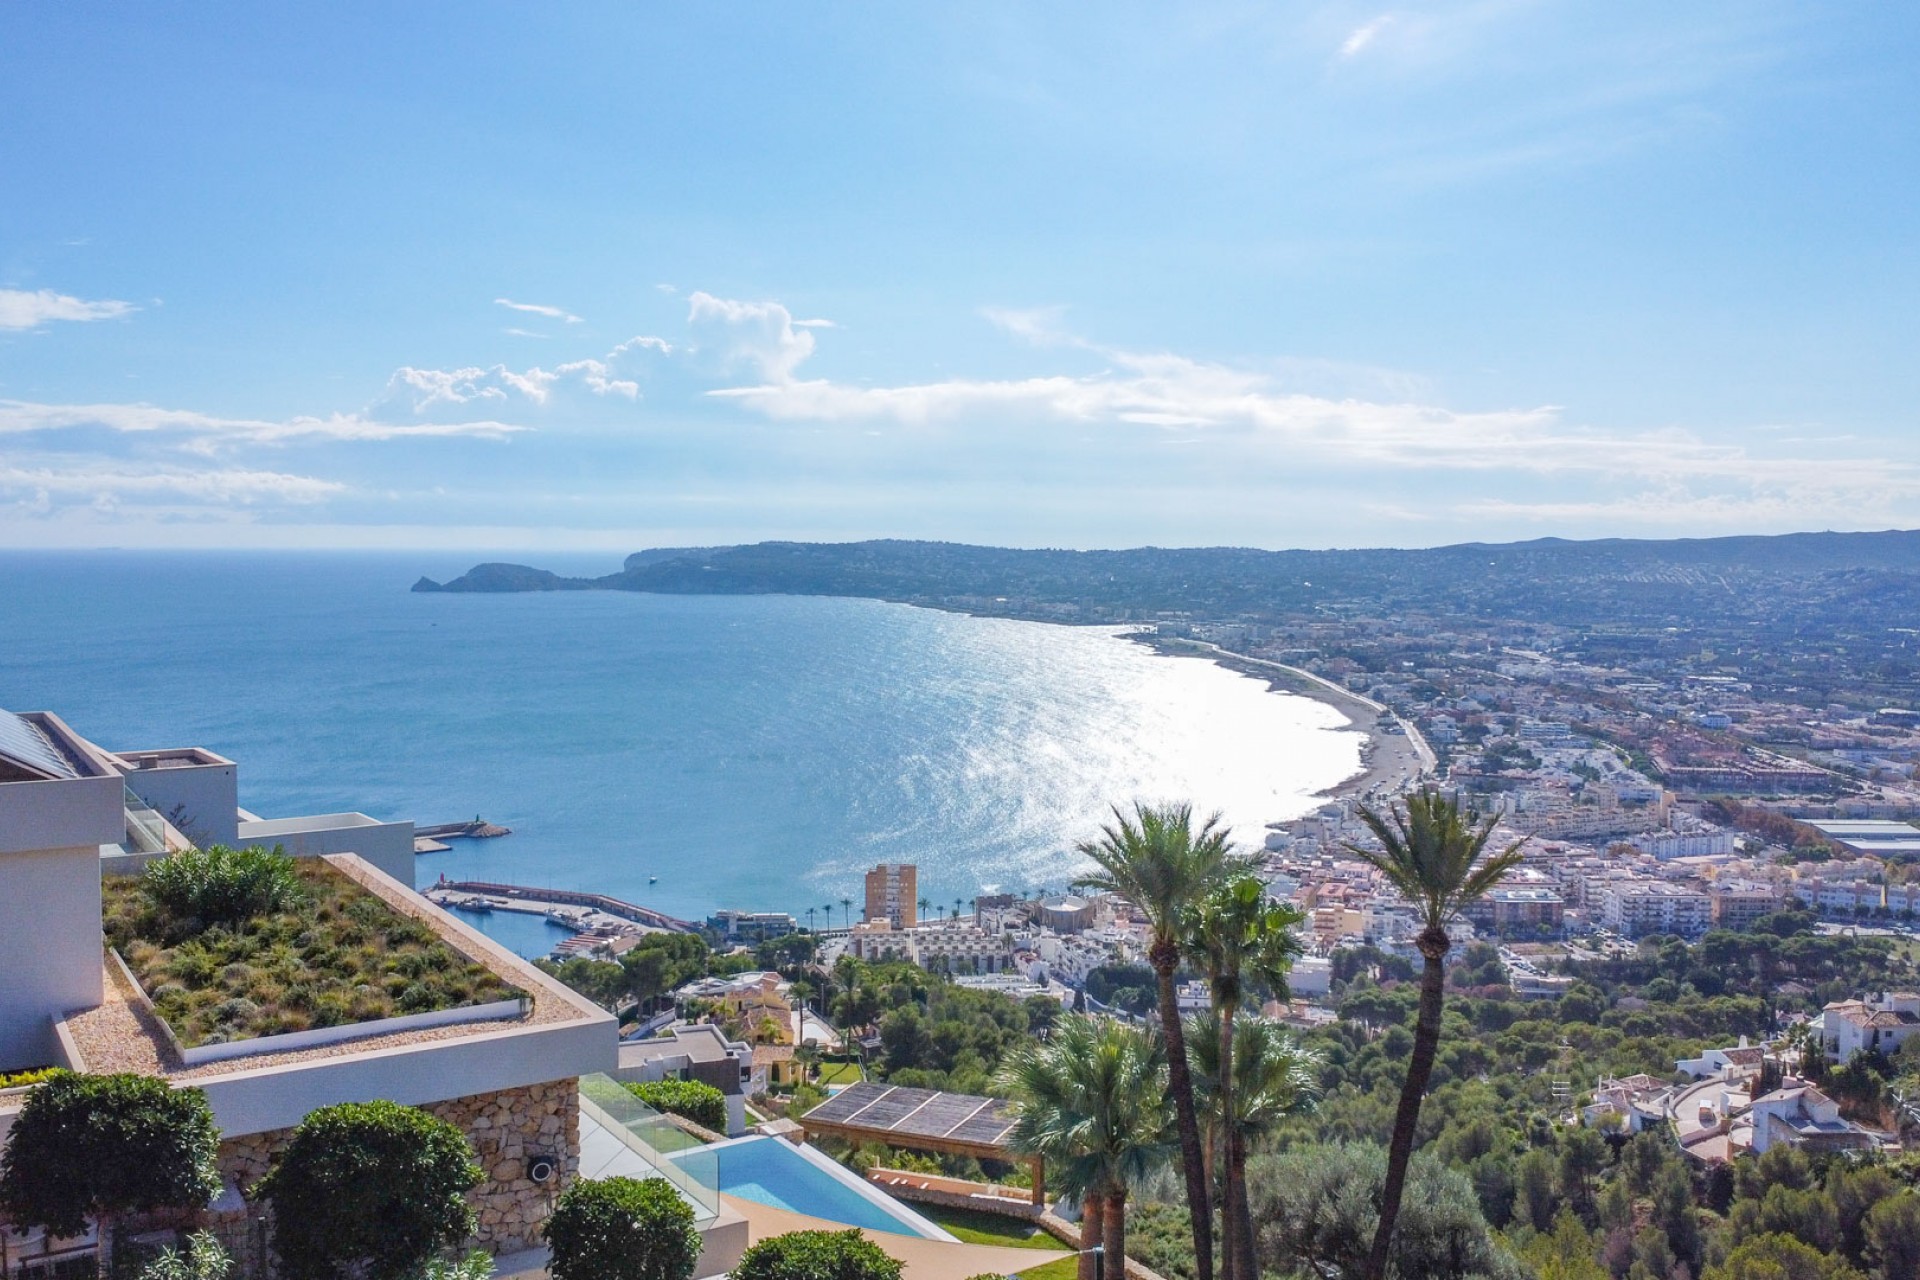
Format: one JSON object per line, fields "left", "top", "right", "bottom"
{"left": 799, "top": 1082, "right": 1045, "bottom": 1205}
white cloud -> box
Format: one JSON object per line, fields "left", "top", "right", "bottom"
{"left": 375, "top": 341, "right": 667, "bottom": 417}
{"left": 686, "top": 292, "right": 823, "bottom": 381}
{"left": 0, "top": 288, "right": 138, "bottom": 330}
{"left": 700, "top": 307, "right": 1920, "bottom": 522}
{"left": 494, "top": 298, "right": 583, "bottom": 324}
{"left": 1340, "top": 14, "right": 1393, "bottom": 58}
{"left": 0, "top": 399, "right": 525, "bottom": 445}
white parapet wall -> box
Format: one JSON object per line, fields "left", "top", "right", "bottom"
{"left": 235, "top": 813, "right": 415, "bottom": 884}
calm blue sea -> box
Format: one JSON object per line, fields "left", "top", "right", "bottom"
{"left": 0, "top": 552, "right": 1358, "bottom": 954}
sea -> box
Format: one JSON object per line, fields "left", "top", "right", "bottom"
{"left": 0, "top": 551, "right": 1360, "bottom": 957}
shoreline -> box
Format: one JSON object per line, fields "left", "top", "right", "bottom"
{"left": 1131, "top": 635, "right": 1435, "bottom": 809}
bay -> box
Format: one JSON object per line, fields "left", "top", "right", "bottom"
{"left": 0, "top": 551, "right": 1360, "bottom": 952}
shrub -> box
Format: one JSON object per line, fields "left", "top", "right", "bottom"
{"left": 733, "top": 1230, "right": 903, "bottom": 1280}
{"left": 137, "top": 1232, "right": 233, "bottom": 1280}
{"left": 0, "top": 1071, "right": 221, "bottom": 1259}
{"left": 255, "top": 1099, "right": 480, "bottom": 1280}
{"left": 142, "top": 844, "right": 304, "bottom": 930}
{"left": 544, "top": 1176, "right": 701, "bottom": 1280}
{"left": 0, "top": 1067, "right": 59, "bottom": 1090}
{"left": 626, "top": 1079, "right": 728, "bottom": 1132}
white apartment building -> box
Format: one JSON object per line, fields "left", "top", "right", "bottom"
{"left": 1630, "top": 829, "right": 1737, "bottom": 861}
{"left": 1597, "top": 879, "right": 1712, "bottom": 938}
{"left": 1813, "top": 880, "right": 1884, "bottom": 914}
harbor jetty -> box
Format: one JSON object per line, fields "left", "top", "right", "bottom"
{"left": 413, "top": 815, "right": 513, "bottom": 855}
{"left": 427, "top": 877, "right": 698, "bottom": 934}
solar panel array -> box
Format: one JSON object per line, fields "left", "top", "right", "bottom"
{"left": 801, "top": 1081, "right": 1018, "bottom": 1150}
{"left": 0, "top": 709, "right": 78, "bottom": 781}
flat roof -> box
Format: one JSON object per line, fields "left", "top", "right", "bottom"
{"left": 801, "top": 1081, "right": 1018, "bottom": 1154}
{"left": 1810, "top": 820, "right": 1920, "bottom": 838}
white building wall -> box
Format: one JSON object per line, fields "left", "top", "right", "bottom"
{"left": 120, "top": 759, "right": 239, "bottom": 847}
{"left": 0, "top": 845, "right": 108, "bottom": 1070}
{"left": 236, "top": 813, "right": 414, "bottom": 884}
{"left": 0, "top": 769, "right": 123, "bottom": 1072}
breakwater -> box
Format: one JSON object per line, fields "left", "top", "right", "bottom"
{"left": 429, "top": 878, "right": 698, "bottom": 933}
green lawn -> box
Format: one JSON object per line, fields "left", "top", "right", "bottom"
{"left": 916, "top": 1204, "right": 1058, "bottom": 1250}
{"left": 816, "top": 1060, "right": 864, "bottom": 1085}
{"left": 1005, "top": 1257, "right": 1079, "bottom": 1280}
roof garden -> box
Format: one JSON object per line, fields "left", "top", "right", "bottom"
{"left": 98, "top": 848, "right": 528, "bottom": 1064}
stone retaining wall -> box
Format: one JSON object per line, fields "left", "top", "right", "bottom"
{"left": 864, "top": 1167, "right": 1040, "bottom": 1220}
{"left": 212, "top": 1078, "right": 579, "bottom": 1264}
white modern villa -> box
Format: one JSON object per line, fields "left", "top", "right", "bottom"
{"left": 0, "top": 706, "right": 1071, "bottom": 1280}
{"left": 0, "top": 707, "right": 745, "bottom": 1276}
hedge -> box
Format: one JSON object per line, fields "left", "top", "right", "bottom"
{"left": 624, "top": 1079, "right": 728, "bottom": 1132}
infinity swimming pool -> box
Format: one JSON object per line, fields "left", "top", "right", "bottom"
{"left": 670, "top": 1136, "right": 955, "bottom": 1240}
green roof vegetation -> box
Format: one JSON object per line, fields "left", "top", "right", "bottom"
{"left": 104, "top": 850, "right": 522, "bottom": 1049}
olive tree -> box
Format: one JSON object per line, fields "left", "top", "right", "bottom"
{"left": 0, "top": 1071, "right": 221, "bottom": 1270}
{"left": 254, "top": 1100, "right": 480, "bottom": 1280}
{"left": 544, "top": 1176, "right": 700, "bottom": 1280}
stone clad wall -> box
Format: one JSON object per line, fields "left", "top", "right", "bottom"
{"left": 212, "top": 1078, "right": 580, "bottom": 1262}
{"left": 427, "top": 1078, "right": 579, "bottom": 1251}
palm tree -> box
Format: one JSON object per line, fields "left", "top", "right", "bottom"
{"left": 998, "top": 1014, "right": 1173, "bottom": 1280}
{"left": 806, "top": 906, "right": 817, "bottom": 932}
{"left": 954, "top": 896, "right": 965, "bottom": 922}
{"left": 823, "top": 902, "right": 835, "bottom": 933}
{"left": 1346, "top": 789, "right": 1523, "bottom": 1280}
{"left": 918, "top": 896, "right": 932, "bottom": 925}
{"left": 840, "top": 896, "right": 854, "bottom": 929}
{"left": 1076, "top": 801, "right": 1237, "bottom": 1280}
{"left": 1188, "top": 1011, "right": 1321, "bottom": 1161}
{"left": 1182, "top": 875, "right": 1306, "bottom": 1280}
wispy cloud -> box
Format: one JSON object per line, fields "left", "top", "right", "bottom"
{"left": 1340, "top": 14, "right": 1393, "bottom": 58}
{"left": 0, "top": 400, "right": 526, "bottom": 446}
{"left": 1, "top": 460, "right": 345, "bottom": 511}
{"left": 698, "top": 304, "right": 1920, "bottom": 524}
{"left": 494, "top": 297, "right": 583, "bottom": 324}
{"left": 0, "top": 288, "right": 138, "bottom": 330}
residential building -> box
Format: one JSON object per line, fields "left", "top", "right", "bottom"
{"left": 673, "top": 971, "right": 794, "bottom": 1041}
{"left": 1462, "top": 886, "right": 1565, "bottom": 933}
{"left": 1744, "top": 1081, "right": 1879, "bottom": 1155}
{"left": 0, "top": 706, "right": 626, "bottom": 1269}
{"left": 1810, "top": 994, "right": 1920, "bottom": 1063}
{"left": 863, "top": 862, "right": 917, "bottom": 929}
{"left": 614, "top": 1024, "right": 753, "bottom": 1135}
{"left": 705, "top": 909, "right": 799, "bottom": 943}
{"left": 1598, "top": 880, "right": 1711, "bottom": 938}
{"left": 1711, "top": 883, "right": 1783, "bottom": 931}
{"left": 1676, "top": 1037, "right": 1766, "bottom": 1080}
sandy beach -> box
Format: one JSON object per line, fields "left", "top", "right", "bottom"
{"left": 1136, "top": 635, "right": 1436, "bottom": 806}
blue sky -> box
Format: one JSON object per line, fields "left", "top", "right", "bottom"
{"left": 3, "top": 3, "right": 1917, "bottom": 552}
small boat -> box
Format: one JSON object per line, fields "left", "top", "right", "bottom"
{"left": 649, "top": 875, "right": 659, "bottom": 885}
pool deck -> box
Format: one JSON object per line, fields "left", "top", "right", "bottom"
{"left": 718, "top": 1191, "right": 1073, "bottom": 1280}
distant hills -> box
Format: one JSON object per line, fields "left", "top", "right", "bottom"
{"left": 412, "top": 529, "right": 1920, "bottom": 629}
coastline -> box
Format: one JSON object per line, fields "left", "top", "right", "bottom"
{"left": 1132, "top": 635, "right": 1435, "bottom": 808}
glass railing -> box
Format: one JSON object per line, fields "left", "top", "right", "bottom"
{"left": 578, "top": 1074, "right": 719, "bottom": 1221}
{"left": 124, "top": 788, "right": 169, "bottom": 854}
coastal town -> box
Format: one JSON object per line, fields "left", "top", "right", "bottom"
{"left": 13, "top": 596, "right": 1920, "bottom": 1280}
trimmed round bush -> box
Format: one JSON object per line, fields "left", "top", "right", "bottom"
{"left": 625, "top": 1079, "right": 728, "bottom": 1133}
{"left": 544, "top": 1176, "right": 701, "bottom": 1280}
{"left": 255, "top": 1099, "right": 480, "bottom": 1280}
{"left": 0, "top": 1070, "right": 221, "bottom": 1242}
{"left": 733, "top": 1230, "right": 903, "bottom": 1280}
